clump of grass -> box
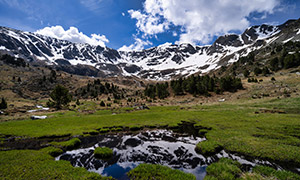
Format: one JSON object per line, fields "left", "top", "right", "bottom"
{"left": 99, "top": 128, "right": 109, "bottom": 133}
{"left": 168, "top": 124, "right": 179, "bottom": 129}
{"left": 127, "top": 164, "right": 196, "bottom": 180}
{"left": 44, "top": 146, "right": 63, "bottom": 157}
{"left": 51, "top": 138, "right": 81, "bottom": 150}
{"left": 204, "top": 158, "right": 241, "bottom": 180}
{"left": 252, "top": 165, "right": 300, "bottom": 180}
{"left": 195, "top": 140, "right": 222, "bottom": 155}
{"left": 87, "top": 130, "right": 99, "bottom": 135}
{"left": 94, "top": 147, "right": 113, "bottom": 159}
{"left": 129, "top": 126, "right": 142, "bottom": 131}
{"left": 111, "top": 127, "right": 122, "bottom": 132}
{"left": 0, "top": 149, "right": 113, "bottom": 179}
{"left": 198, "top": 129, "right": 208, "bottom": 137}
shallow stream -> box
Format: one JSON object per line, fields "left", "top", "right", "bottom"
{"left": 56, "top": 130, "right": 285, "bottom": 180}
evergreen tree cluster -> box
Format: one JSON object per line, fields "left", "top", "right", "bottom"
{"left": 144, "top": 75, "right": 243, "bottom": 99}
{"left": 75, "top": 79, "right": 122, "bottom": 99}
{"left": 269, "top": 41, "right": 300, "bottom": 71}
{"left": 0, "top": 54, "right": 27, "bottom": 67}
{"left": 144, "top": 82, "right": 169, "bottom": 99}
{"left": 171, "top": 75, "right": 243, "bottom": 96}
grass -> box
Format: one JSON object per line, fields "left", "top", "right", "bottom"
{"left": 252, "top": 165, "right": 300, "bottom": 180}
{"left": 94, "top": 147, "right": 113, "bottom": 159}
{"left": 204, "top": 158, "right": 242, "bottom": 180}
{"left": 127, "top": 163, "right": 196, "bottom": 180}
{"left": 50, "top": 138, "right": 81, "bottom": 150}
{"left": 44, "top": 146, "right": 63, "bottom": 157}
{"left": 195, "top": 140, "right": 222, "bottom": 155}
{"left": 0, "top": 148, "right": 113, "bottom": 180}
{"left": 205, "top": 158, "right": 300, "bottom": 180}
{"left": 0, "top": 97, "right": 300, "bottom": 164}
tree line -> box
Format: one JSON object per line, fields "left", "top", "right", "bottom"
{"left": 144, "top": 75, "right": 243, "bottom": 99}
{"left": 75, "top": 79, "right": 123, "bottom": 99}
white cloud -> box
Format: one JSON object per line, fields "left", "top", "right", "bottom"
{"left": 80, "top": 0, "right": 103, "bottom": 12}
{"left": 118, "top": 37, "right": 152, "bottom": 51}
{"left": 128, "top": 0, "right": 280, "bottom": 44}
{"left": 35, "top": 25, "right": 109, "bottom": 47}
{"left": 128, "top": 9, "right": 169, "bottom": 36}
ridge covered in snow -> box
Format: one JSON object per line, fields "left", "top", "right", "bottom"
{"left": 0, "top": 19, "right": 299, "bottom": 80}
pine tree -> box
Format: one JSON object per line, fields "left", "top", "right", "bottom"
{"left": 100, "top": 101, "right": 105, "bottom": 107}
{"left": 48, "top": 85, "right": 72, "bottom": 109}
{"left": 76, "top": 99, "right": 80, "bottom": 106}
{"left": 0, "top": 98, "right": 7, "bottom": 109}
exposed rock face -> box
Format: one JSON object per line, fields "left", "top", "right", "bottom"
{"left": 0, "top": 18, "right": 299, "bottom": 80}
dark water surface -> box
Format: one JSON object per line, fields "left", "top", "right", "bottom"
{"left": 56, "top": 130, "right": 283, "bottom": 180}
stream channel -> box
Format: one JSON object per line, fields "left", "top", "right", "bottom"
{"left": 55, "top": 129, "right": 288, "bottom": 180}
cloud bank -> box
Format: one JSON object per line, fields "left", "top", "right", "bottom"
{"left": 118, "top": 37, "right": 152, "bottom": 51}
{"left": 35, "top": 26, "right": 109, "bottom": 47}
{"left": 128, "top": 0, "right": 280, "bottom": 44}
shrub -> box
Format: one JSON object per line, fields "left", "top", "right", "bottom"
{"left": 271, "top": 77, "right": 276, "bottom": 81}
{"left": 127, "top": 164, "right": 196, "bottom": 180}
{"left": 94, "top": 147, "right": 113, "bottom": 159}
{"left": 195, "top": 140, "right": 222, "bottom": 155}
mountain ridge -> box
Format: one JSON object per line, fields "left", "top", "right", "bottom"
{"left": 0, "top": 18, "right": 299, "bottom": 80}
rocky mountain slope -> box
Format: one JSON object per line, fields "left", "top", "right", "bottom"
{"left": 0, "top": 19, "right": 299, "bottom": 80}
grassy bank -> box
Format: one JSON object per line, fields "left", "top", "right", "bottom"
{"left": 0, "top": 148, "right": 113, "bottom": 179}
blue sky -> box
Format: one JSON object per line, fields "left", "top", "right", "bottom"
{"left": 0, "top": 0, "right": 299, "bottom": 50}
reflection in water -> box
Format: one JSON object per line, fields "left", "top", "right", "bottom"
{"left": 56, "top": 130, "right": 280, "bottom": 180}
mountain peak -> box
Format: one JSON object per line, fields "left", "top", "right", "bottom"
{"left": 1, "top": 19, "right": 299, "bottom": 80}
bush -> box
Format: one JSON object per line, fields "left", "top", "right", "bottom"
{"left": 254, "top": 67, "right": 262, "bottom": 76}
{"left": 271, "top": 77, "right": 276, "bottom": 81}
{"left": 195, "top": 140, "right": 222, "bottom": 156}
{"left": 94, "top": 147, "right": 113, "bottom": 159}
{"left": 243, "top": 70, "right": 250, "bottom": 78}
{"left": 127, "top": 164, "right": 196, "bottom": 180}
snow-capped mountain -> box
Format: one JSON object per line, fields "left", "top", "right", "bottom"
{"left": 0, "top": 19, "right": 299, "bottom": 80}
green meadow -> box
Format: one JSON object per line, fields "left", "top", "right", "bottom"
{"left": 0, "top": 96, "right": 300, "bottom": 179}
